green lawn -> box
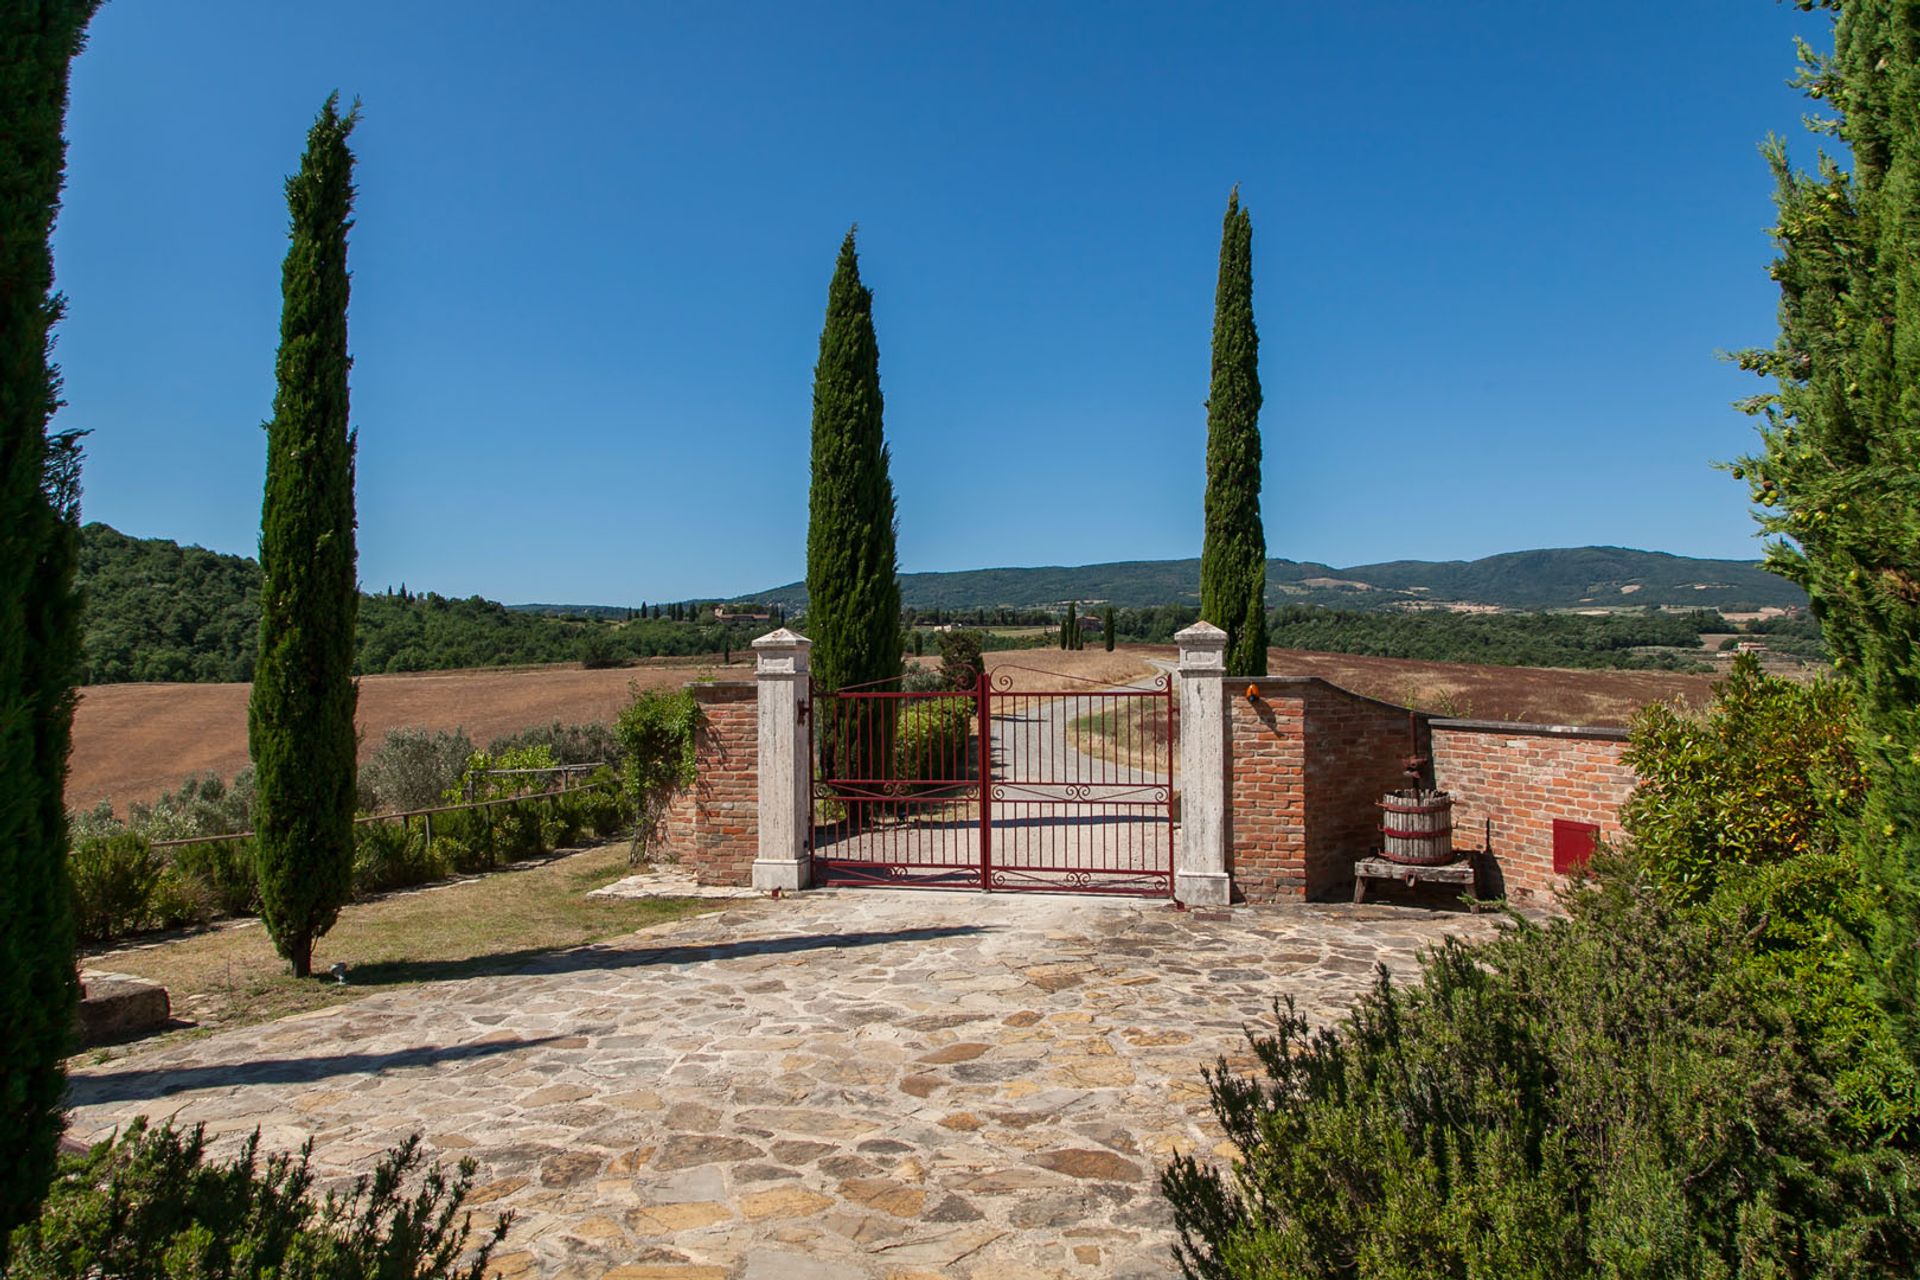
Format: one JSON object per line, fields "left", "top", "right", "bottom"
{"left": 77, "top": 842, "right": 711, "bottom": 1056}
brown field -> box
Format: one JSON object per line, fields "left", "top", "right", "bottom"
{"left": 69, "top": 644, "right": 1718, "bottom": 816}
{"left": 68, "top": 657, "right": 752, "bottom": 815}
{"left": 1162, "top": 645, "right": 1719, "bottom": 726}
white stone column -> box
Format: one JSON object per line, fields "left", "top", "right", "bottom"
{"left": 1174, "top": 621, "right": 1231, "bottom": 906}
{"left": 751, "top": 628, "right": 812, "bottom": 892}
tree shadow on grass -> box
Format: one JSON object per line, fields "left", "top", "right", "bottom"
{"left": 68, "top": 1034, "right": 566, "bottom": 1107}
{"left": 342, "top": 924, "right": 992, "bottom": 988}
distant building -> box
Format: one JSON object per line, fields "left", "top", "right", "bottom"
{"left": 713, "top": 607, "right": 772, "bottom": 624}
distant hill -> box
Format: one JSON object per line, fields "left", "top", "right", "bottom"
{"left": 75, "top": 524, "right": 745, "bottom": 685}
{"left": 741, "top": 547, "right": 1805, "bottom": 614}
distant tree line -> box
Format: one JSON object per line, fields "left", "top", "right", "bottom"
{"left": 75, "top": 523, "right": 770, "bottom": 684}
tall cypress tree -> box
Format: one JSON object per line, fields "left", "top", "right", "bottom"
{"left": 0, "top": 2, "right": 101, "bottom": 1251}
{"left": 806, "top": 228, "right": 901, "bottom": 703}
{"left": 1739, "top": 3, "right": 1920, "bottom": 1038}
{"left": 1199, "top": 187, "right": 1268, "bottom": 676}
{"left": 250, "top": 96, "right": 360, "bottom": 979}
{"left": 1104, "top": 604, "right": 1116, "bottom": 653}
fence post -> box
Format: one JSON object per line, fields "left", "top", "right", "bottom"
{"left": 752, "top": 627, "right": 813, "bottom": 892}
{"left": 1174, "top": 621, "right": 1231, "bottom": 906}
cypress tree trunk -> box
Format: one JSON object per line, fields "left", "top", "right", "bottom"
{"left": 1199, "top": 188, "right": 1268, "bottom": 676}
{"left": 250, "top": 96, "right": 360, "bottom": 980}
{"left": 1742, "top": 5, "right": 1920, "bottom": 1035}
{"left": 806, "top": 228, "right": 902, "bottom": 715}
{"left": 0, "top": 2, "right": 99, "bottom": 1250}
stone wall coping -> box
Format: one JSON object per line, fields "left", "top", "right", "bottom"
{"left": 686, "top": 680, "right": 757, "bottom": 696}
{"left": 1241, "top": 675, "right": 1417, "bottom": 718}
{"left": 1429, "top": 717, "right": 1629, "bottom": 742}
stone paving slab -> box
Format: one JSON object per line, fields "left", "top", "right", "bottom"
{"left": 66, "top": 889, "right": 1499, "bottom": 1279}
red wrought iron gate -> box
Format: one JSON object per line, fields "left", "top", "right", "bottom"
{"left": 808, "top": 666, "right": 1174, "bottom": 895}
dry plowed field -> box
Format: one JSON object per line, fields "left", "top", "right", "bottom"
{"left": 69, "top": 647, "right": 1717, "bottom": 814}
{"left": 68, "top": 659, "right": 738, "bottom": 814}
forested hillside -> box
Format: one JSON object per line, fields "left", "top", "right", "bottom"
{"left": 75, "top": 525, "right": 750, "bottom": 684}
{"left": 747, "top": 546, "right": 1807, "bottom": 613}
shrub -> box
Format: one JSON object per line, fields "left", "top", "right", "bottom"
{"left": 6, "top": 1118, "right": 508, "bottom": 1279}
{"left": 936, "top": 629, "right": 986, "bottom": 691}
{"left": 452, "top": 744, "right": 557, "bottom": 805}
{"left": 169, "top": 837, "right": 261, "bottom": 918}
{"left": 351, "top": 819, "right": 445, "bottom": 896}
{"left": 577, "top": 629, "right": 622, "bottom": 669}
{"left": 1160, "top": 869, "right": 1920, "bottom": 1277}
{"left": 614, "top": 687, "right": 698, "bottom": 860}
{"left": 894, "top": 698, "right": 973, "bottom": 786}
{"left": 68, "top": 833, "right": 164, "bottom": 943}
{"left": 147, "top": 868, "right": 215, "bottom": 932}
{"left": 487, "top": 720, "right": 624, "bottom": 770}
{"left": 127, "top": 771, "right": 255, "bottom": 842}
{"left": 1623, "top": 655, "right": 1865, "bottom": 903}
{"left": 431, "top": 806, "right": 497, "bottom": 875}
{"left": 360, "top": 728, "right": 474, "bottom": 814}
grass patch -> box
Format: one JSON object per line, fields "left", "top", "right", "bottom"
{"left": 78, "top": 841, "right": 709, "bottom": 1052}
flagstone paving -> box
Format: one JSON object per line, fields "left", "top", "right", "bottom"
{"left": 65, "top": 888, "right": 1501, "bottom": 1279}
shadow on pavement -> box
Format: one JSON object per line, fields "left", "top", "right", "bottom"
{"left": 68, "top": 1034, "right": 566, "bottom": 1106}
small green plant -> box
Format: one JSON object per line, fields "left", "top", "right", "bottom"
{"left": 68, "top": 832, "right": 164, "bottom": 943}
{"left": 614, "top": 686, "right": 699, "bottom": 861}
{"left": 6, "top": 1118, "right": 509, "bottom": 1279}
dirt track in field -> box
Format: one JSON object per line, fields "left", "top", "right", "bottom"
{"left": 69, "top": 646, "right": 1717, "bottom": 815}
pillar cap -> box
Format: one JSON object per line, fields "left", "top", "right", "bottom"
{"left": 753, "top": 628, "right": 811, "bottom": 675}
{"left": 1175, "top": 621, "right": 1227, "bottom": 672}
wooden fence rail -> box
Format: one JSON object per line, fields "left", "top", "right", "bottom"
{"left": 146, "top": 778, "right": 618, "bottom": 852}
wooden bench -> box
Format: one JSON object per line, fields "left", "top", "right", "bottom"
{"left": 1352, "top": 854, "right": 1481, "bottom": 908}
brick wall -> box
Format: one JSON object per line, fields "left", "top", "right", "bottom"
{"left": 1226, "top": 688, "right": 1308, "bottom": 901}
{"left": 654, "top": 681, "right": 759, "bottom": 886}
{"left": 1303, "top": 684, "right": 1429, "bottom": 898}
{"left": 1429, "top": 720, "right": 1635, "bottom": 902}
{"left": 1227, "top": 678, "right": 1425, "bottom": 902}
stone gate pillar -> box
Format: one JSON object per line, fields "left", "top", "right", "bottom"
{"left": 751, "top": 628, "right": 812, "bottom": 892}
{"left": 1174, "top": 621, "right": 1231, "bottom": 906}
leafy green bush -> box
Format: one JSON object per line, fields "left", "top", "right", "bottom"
{"left": 360, "top": 728, "right": 474, "bottom": 814}
{"left": 68, "top": 833, "right": 164, "bottom": 943}
{"left": 1623, "top": 656, "right": 1865, "bottom": 903}
{"left": 128, "top": 771, "right": 255, "bottom": 842}
{"left": 451, "top": 744, "right": 557, "bottom": 805}
{"left": 168, "top": 837, "right": 261, "bottom": 917}
{"left": 351, "top": 820, "right": 445, "bottom": 896}
{"left": 577, "top": 629, "right": 622, "bottom": 669}
{"left": 430, "top": 806, "right": 497, "bottom": 875}
{"left": 1621, "top": 657, "right": 1914, "bottom": 1136}
{"left": 614, "top": 687, "right": 699, "bottom": 859}
{"left": 6, "top": 1118, "right": 508, "bottom": 1279}
{"left": 1161, "top": 869, "right": 1920, "bottom": 1278}
{"left": 487, "top": 720, "right": 624, "bottom": 770}
{"left": 894, "top": 698, "right": 973, "bottom": 786}
{"left": 936, "top": 629, "right": 986, "bottom": 691}
{"left": 147, "top": 868, "right": 215, "bottom": 933}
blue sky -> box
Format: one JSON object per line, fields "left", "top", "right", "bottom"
{"left": 54, "top": 2, "right": 1826, "bottom": 604}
